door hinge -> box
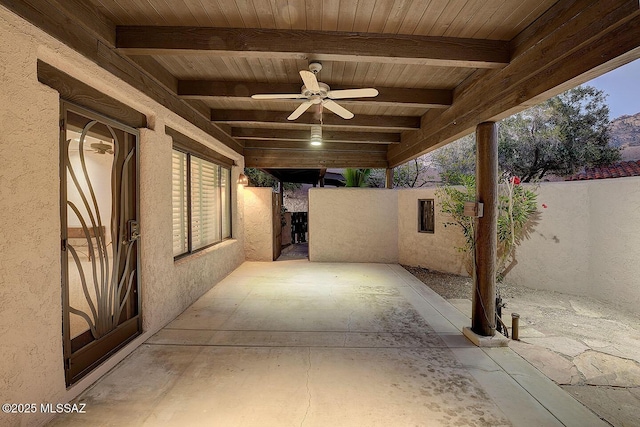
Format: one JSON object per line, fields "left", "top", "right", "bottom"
{"left": 59, "top": 118, "right": 65, "bottom": 130}
{"left": 61, "top": 238, "right": 67, "bottom": 252}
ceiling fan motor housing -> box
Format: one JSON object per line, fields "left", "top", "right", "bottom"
{"left": 302, "top": 82, "right": 329, "bottom": 98}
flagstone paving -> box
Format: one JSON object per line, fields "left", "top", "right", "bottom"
{"left": 447, "top": 288, "right": 640, "bottom": 427}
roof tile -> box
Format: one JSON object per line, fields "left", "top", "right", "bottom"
{"left": 565, "top": 160, "right": 640, "bottom": 181}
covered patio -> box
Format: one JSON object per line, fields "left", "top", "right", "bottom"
{"left": 1, "top": 1, "right": 639, "bottom": 426}
{"left": 49, "top": 261, "right": 602, "bottom": 426}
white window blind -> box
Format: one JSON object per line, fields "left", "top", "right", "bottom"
{"left": 172, "top": 150, "right": 188, "bottom": 256}
{"left": 221, "top": 167, "right": 231, "bottom": 239}
{"left": 191, "top": 156, "right": 220, "bottom": 250}
{"left": 172, "top": 149, "right": 232, "bottom": 257}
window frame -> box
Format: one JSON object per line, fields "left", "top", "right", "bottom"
{"left": 418, "top": 199, "right": 435, "bottom": 234}
{"left": 172, "top": 148, "right": 232, "bottom": 260}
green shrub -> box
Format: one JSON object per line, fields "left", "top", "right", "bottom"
{"left": 436, "top": 175, "right": 539, "bottom": 281}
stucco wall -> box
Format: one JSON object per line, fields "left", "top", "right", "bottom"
{"left": 308, "top": 181, "right": 639, "bottom": 311}
{"left": 0, "top": 15, "right": 65, "bottom": 426}
{"left": 309, "top": 188, "right": 398, "bottom": 263}
{"left": 397, "top": 189, "right": 469, "bottom": 275}
{"left": 508, "top": 179, "right": 640, "bottom": 311}
{"left": 0, "top": 8, "right": 245, "bottom": 426}
{"left": 244, "top": 187, "right": 274, "bottom": 261}
{"left": 507, "top": 182, "right": 591, "bottom": 295}
{"left": 396, "top": 181, "right": 640, "bottom": 311}
{"left": 587, "top": 178, "right": 640, "bottom": 307}
{"left": 139, "top": 129, "right": 245, "bottom": 332}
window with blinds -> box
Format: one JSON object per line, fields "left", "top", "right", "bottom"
{"left": 172, "top": 151, "right": 188, "bottom": 256}
{"left": 172, "top": 149, "right": 232, "bottom": 258}
{"left": 221, "top": 167, "right": 231, "bottom": 239}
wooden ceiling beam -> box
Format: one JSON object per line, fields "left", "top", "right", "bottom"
{"left": 245, "top": 148, "right": 388, "bottom": 169}
{"left": 116, "top": 27, "right": 510, "bottom": 69}
{"left": 244, "top": 141, "right": 388, "bottom": 152}
{"left": 232, "top": 128, "right": 400, "bottom": 144}
{"left": 180, "top": 81, "right": 452, "bottom": 109}
{"left": 388, "top": 0, "right": 640, "bottom": 167}
{"left": 0, "top": 0, "right": 244, "bottom": 155}
{"left": 212, "top": 110, "right": 420, "bottom": 131}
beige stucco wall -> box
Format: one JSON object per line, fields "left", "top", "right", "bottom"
{"left": 309, "top": 182, "right": 639, "bottom": 311}
{"left": 396, "top": 181, "right": 640, "bottom": 311}
{"left": 0, "top": 13, "right": 65, "bottom": 427}
{"left": 244, "top": 187, "right": 274, "bottom": 261}
{"left": 507, "top": 182, "right": 591, "bottom": 295}
{"left": 308, "top": 188, "right": 398, "bottom": 263}
{"left": 397, "top": 189, "right": 469, "bottom": 275}
{"left": 587, "top": 178, "right": 640, "bottom": 308}
{"left": 139, "top": 129, "right": 245, "bottom": 332}
{"left": 0, "top": 8, "right": 245, "bottom": 426}
{"left": 508, "top": 179, "right": 640, "bottom": 311}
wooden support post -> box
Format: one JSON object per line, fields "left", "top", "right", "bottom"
{"left": 472, "top": 122, "right": 498, "bottom": 337}
{"left": 385, "top": 168, "right": 394, "bottom": 189}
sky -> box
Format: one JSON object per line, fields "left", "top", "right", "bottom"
{"left": 584, "top": 59, "right": 640, "bottom": 119}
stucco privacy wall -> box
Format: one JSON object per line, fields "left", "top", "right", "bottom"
{"left": 0, "top": 8, "right": 244, "bottom": 426}
{"left": 397, "top": 189, "right": 469, "bottom": 276}
{"left": 309, "top": 181, "right": 639, "bottom": 311}
{"left": 398, "top": 182, "right": 640, "bottom": 310}
{"left": 587, "top": 177, "right": 640, "bottom": 307}
{"left": 244, "top": 187, "right": 274, "bottom": 261}
{"left": 309, "top": 188, "right": 398, "bottom": 263}
{"left": 508, "top": 179, "right": 640, "bottom": 311}
{"left": 506, "top": 182, "right": 591, "bottom": 296}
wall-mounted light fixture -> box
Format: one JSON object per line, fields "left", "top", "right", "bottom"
{"left": 237, "top": 173, "right": 249, "bottom": 186}
{"left": 310, "top": 124, "right": 322, "bottom": 146}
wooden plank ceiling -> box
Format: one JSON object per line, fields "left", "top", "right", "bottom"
{"left": 5, "top": 0, "right": 639, "bottom": 170}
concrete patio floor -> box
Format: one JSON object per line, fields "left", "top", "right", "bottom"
{"left": 49, "top": 261, "right": 606, "bottom": 426}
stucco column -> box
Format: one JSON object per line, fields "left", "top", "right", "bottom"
{"left": 385, "top": 168, "right": 394, "bottom": 189}
{"left": 472, "top": 122, "right": 498, "bottom": 336}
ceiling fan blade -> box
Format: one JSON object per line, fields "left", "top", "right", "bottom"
{"left": 322, "top": 100, "right": 354, "bottom": 119}
{"left": 251, "top": 93, "right": 306, "bottom": 99}
{"left": 288, "top": 101, "right": 314, "bottom": 120}
{"left": 299, "top": 70, "right": 320, "bottom": 93}
{"left": 327, "top": 88, "right": 379, "bottom": 99}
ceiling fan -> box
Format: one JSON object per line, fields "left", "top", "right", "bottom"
{"left": 67, "top": 138, "right": 114, "bottom": 155}
{"left": 251, "top": 62, "right": 379, "bottom": 120}
{"left": 90, "top": 142, "right": 114, "bottom": 155}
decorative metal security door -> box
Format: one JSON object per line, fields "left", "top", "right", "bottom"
{"left": 60, "top": 103, "right": 141, "bottom": 386}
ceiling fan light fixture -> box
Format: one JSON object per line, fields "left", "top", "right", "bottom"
{"left": 310, "top": 124, "right": 322, "bottom": 146}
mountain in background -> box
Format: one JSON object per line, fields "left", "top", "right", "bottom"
{"left": 609, "top": 112, "right": 640, "bottom": 160}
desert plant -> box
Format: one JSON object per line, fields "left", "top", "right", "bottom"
{"left": 436, "top": 175, "right": 539, "bottom": 281}
{"left": 343, "top": 168, "right": 372, "bottom": 187}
